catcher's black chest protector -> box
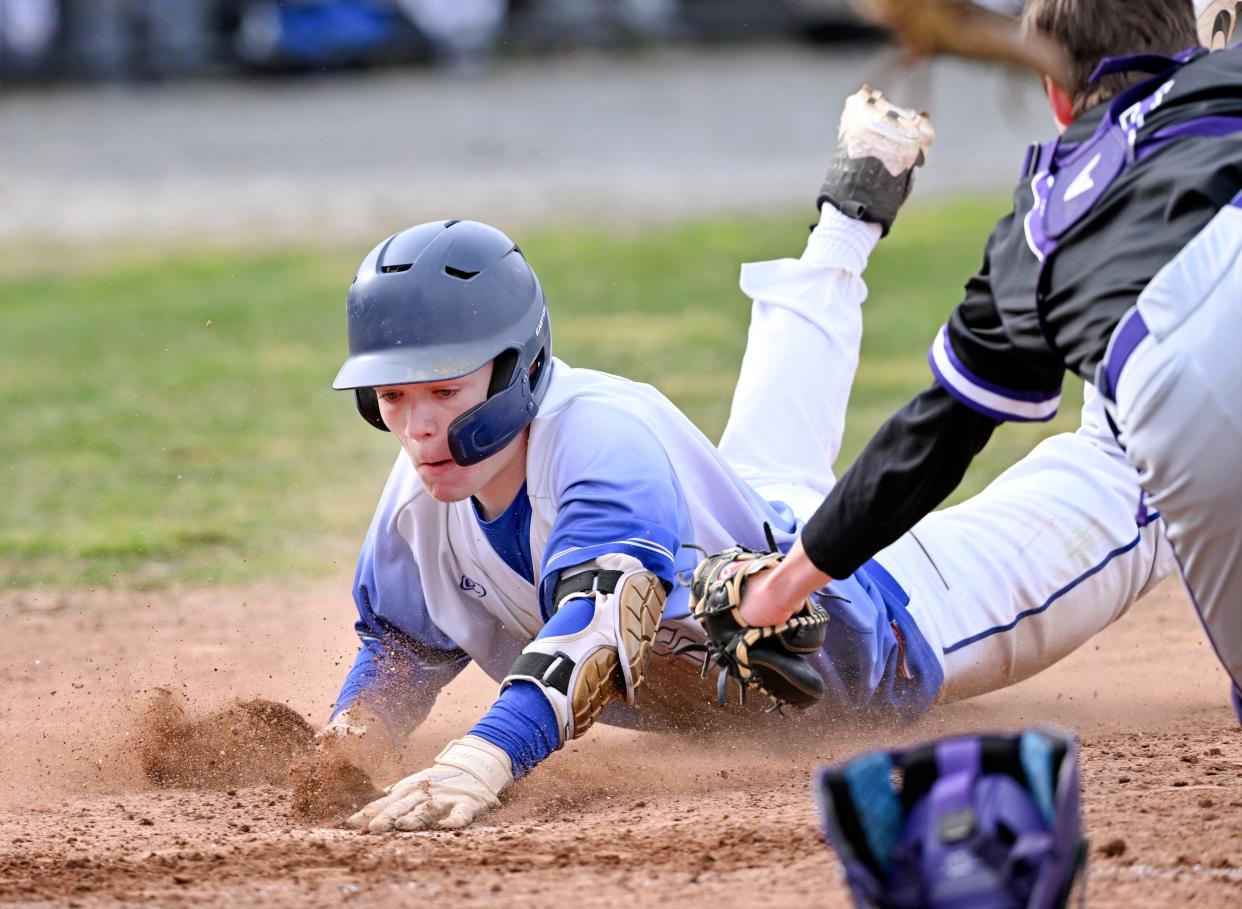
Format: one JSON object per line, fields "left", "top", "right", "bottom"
{"left": 991, "top": 46, "right": 1242, "bottom": 383}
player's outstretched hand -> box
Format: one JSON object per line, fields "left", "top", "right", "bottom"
{"left": 288, "top": 708, "right": 390, "bottom": 823}
{"left": 315, "top": 706, "right": 387, "bottom": 760}
{"left": 347, "top": 736, "right": 513, "bottom": 833}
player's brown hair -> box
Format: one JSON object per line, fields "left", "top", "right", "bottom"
{"left": 1022, "top": 0, "right": 1198, "bottom": 115}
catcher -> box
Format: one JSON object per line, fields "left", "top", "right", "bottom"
{"left": 741, "top": 0, "right": 1242, "bottom": 730}
{"left": 325, "top": 88, "right": 1173, "bottom": 834}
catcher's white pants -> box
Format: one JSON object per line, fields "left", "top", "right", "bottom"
{"left": 719, "top": 205, "right": 1174, "bottom": 704}
{"left": 1107, "top": 202, "right": 1242, "bottom": 695}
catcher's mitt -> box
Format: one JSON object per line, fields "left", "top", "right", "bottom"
{"left": 853, "top": 0, "right": 1071, "bottom": 88}
{"left": 684, "top": 544, "right": 828, "bottom": 712}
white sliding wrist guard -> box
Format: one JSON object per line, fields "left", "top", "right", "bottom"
{"left": 503, "top": 553, "right": 666, "bottom": 745}
{"left": 431, "top": 735, "right": 514, "bottom": 798}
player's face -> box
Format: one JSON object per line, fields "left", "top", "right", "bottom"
{"left": 374, "top": 362, "right": 527, "bottom": 514}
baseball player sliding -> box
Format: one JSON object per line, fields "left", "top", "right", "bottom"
{"left": 322, "top": 87, "right": 1175, "bottom": 834}
{"left": 740, "top": 0, "right": 1242, "bottom": 727}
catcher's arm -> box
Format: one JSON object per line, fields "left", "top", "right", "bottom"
{"left": 853, "top": 0, "right": 1072, "bottom": 87}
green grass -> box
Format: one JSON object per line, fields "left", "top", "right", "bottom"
{"left": 0, "top": 198, "right": 1083, "bottom": 588}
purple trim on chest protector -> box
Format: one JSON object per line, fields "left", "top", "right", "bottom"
{"left": 1153, "top": 115, "right": 1242, "bottom": 141}
{"left": 1025, "top": 170, "right": 1055, "bottom": 261}
{"left": 1044, "top": 130, "right": 1129, "bottom": 239}
{"left": 1088, "top": 46, "right": 1201, "bottom": 84}
{"left": 1137, "top": 116, "right": 1242, "bottom": 165}
{"left": 1040, "top": 74, "right": 1242, "bottom": 248}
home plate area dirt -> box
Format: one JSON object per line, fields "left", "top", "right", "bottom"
{"left": 0, "top": 579, "right": 1238, "bottom": 907}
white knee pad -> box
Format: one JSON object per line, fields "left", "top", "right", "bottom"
{"left": 503, "top": 554, "right": 666, "bottom": 745}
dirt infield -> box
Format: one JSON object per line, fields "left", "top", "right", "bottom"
{"left": 2, "top": 578, "right": 1239, "bottom": 907}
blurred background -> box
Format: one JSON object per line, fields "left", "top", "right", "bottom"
{"left": 3, "top": 1, "right": 869, "bottom": 82}
{"left": 0, "top": 0, "right": 1067, "bottom": 591}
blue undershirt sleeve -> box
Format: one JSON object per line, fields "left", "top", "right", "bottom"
{"left": 468, "top": 682, "right": 560, "bottom": 777}
{"left": 330, "top": 496, "right": 470, "bottom": 737}
{"left": 471, "top": 406, "right": 689, "bottom": 776}
{"left": 334, "top": 637, "right": 385, "bottom": 717}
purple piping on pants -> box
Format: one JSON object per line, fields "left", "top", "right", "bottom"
{"left": 1100, "top": 308, "right": 1150, "bottom": 403}
{"left": 1167, "top": 539, "right": 1242, "bottom": 700}
{"left": 1024, "top": 170, "right": 1056, "bottom": 261}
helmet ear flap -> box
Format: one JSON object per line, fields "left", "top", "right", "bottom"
{"left": 355, "top": 387, "right": 390, "bottom": 432}
{"left": 447, "top": 367, "right": 538, "bottom": 467}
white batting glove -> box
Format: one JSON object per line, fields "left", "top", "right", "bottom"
{"left": 347, "top": 735, "right": 513, "bottom": 832}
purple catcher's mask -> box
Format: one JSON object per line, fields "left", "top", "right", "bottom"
{"left": 815, "top": 730, "right": 1086, "bottom": 909}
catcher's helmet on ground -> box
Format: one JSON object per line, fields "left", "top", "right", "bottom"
{"left": 332, "top": 219, "right": 552, "bottom": 466}
{"left": 815, "top": 729, "right": 1086, "bottom": 909}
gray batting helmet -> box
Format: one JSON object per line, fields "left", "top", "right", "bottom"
{"left": 332, "top": 219, "right": 552, "bottom": 466}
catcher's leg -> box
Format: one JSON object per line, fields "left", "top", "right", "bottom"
{"left": 871, "top": 387, "right": 1174, "bottom": 702}
{"left": 720, "top": 89, "right": 932, "bottom": 521}
{"left": 1111, "top": 267, "right": 1242, "bottom": 698}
